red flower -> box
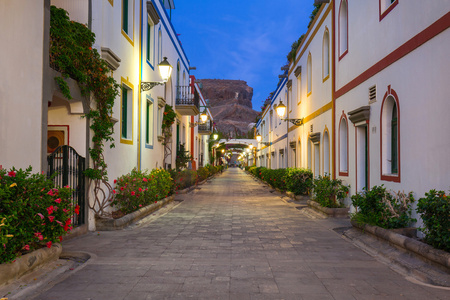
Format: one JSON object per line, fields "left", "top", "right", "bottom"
{"left": 138, "top": 188, "right": 143, "bottom": 192}
{"left": 55, "top": 198, "right": 61, "bottom": 204}
{"left": 8, "top": 171, "right": 16, "bottom": 177}
{"left": 59, "top": 236, "right": 63, "bottom": 242}
{"left": 113, "top": 190, "right": 116, "bottom": 194}
{"left": 22, "top": 245, "right": 30, "bottom": 251}
{"left": 120, "top": 187, "right": 124, "bottom": 191}
{"left": 74, "top": 205, "right": 80, "bottom": 215}
{"left": 131, "top": 191, "right": 136, "bottom": 196}
{"left": 46, "top": 241, "right": 52, "bottom": 248}
{"left": 143, "top": 178, "right": 148, "bottom": 182}
{"left": 48, "top": 216, "right": 55, "bottom": 222}
{"left": 47, "top": 206, "right": 54, "bottom": 215}
{"left": 114, "top": 179, "right": 117, "bottom": 183}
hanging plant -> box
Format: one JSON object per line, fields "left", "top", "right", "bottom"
{"left": 50, "top": 6, "right": 119, "bottom": 216}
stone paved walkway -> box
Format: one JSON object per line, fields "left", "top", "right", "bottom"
{"left": 31, "top": 168, "right": 448, "bottom": 299}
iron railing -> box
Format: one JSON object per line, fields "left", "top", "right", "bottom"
{"left": 175, "top": 85, "right": 200, "bottom": 109}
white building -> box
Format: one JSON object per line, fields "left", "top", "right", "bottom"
{"left": 256, "top": 0, "right": 450, "bottom": 208}
{"left": 0, "top": 0, "right": 213, "bottom": 231}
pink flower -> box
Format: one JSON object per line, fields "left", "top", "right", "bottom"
{"left": 139, "top": 204, "right": 142, "bottom": 207}
{"left": 131, "top": 191, "right": 135, "bottom": 196}
{"left": 37, "top": 213, "right": 44, "bottom": 220}
{"left": 64, "top": 185, "right": 70, "bottom": 189}
{"left": 120, "top": 187, "right": 124, "bottom": 191}
{"left": 138, "top": 188, "right": 143, "bottom": 192}
{"left": 63, "top": 208, "right": 69, "bottom": 214}
{"left": 56, "top": 220, "right": 63, "bottom": 226}
{"left": 8, "top": 171, "right": 16, "bottom": 177}
{"left": 48, "top": 216, "right": 55, "bottom": 222}
{"left": 55, "top": 198, "right": 61, "bottom": 203}
{"left": 46, "top": 241, "right": 52, "bottom": 248}
{"left": 143, "top": 178, "right": 148, "bottom": 182}
{"left": 47, "top": 190, "right": 54, "bottom": 196}
{"left": 22, "top": 245, "right": 30, "bottom": 251}
{"left": 34, "top": 232, "right": 44, "bottom": 241}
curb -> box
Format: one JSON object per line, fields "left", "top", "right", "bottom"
{"left": 351, "top": 220, "right": 450, "bottom": 270}
{"left": 95, "top": 195, "right": 174, "bottom": 231}
{"left": 286, "top": 191, "right": 310, "bottom": 201}
{"left": 307, "top": 200, "right": 350, "bottom": 218}
{"left": 0, "top": 243, "right": 62, "bottom": 287}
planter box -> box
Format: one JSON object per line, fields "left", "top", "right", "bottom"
{"left": 96, "top": 195, "right": 174, "bottom": 231}
{"left": 307, "top": 200, "right": 349, "bottom": 218}
{"left": 0, "top": 243, "right": 62, "bottom": 287}
{"left": 351, "top": 220, "right": 450, "bottom": 273}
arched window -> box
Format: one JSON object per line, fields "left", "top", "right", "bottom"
{"left": 307, "top": 138, "right": 312, "bottom": 170}
{"left": 323, "top": 29, "right": 330, "bottom": 80}
{"left": 339, "top": 115, "right": 348, "bottom": 175}
{"left": 381, "top": 87, "right": 400, "bottom": 182}
{"left": 298, "top": 139, "right": 302, "bottom": 168}
{"left": 307, "top": 53, "right": 312, "bottom": 95}
{"left": 323, "top": 130, "right": 330, "bottom": 175}
{"left": 339, "top": 0, "right": 348, "bottom": 59}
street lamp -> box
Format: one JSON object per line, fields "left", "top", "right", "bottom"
{"left": 275, "top": 100, "right": 303, "bottom": 126}
{"left": 200, "top": 109, "right": 208, "bottom": 123}
{"left": 213, "top": 133, "right": 219, "bottom": 140}
{"left": 141, "top": 57, "right": 173, "bottom": 91}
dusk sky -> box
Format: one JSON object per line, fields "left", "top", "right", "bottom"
{"left": 171, "top": 0, "right": 314, "bottom": 112}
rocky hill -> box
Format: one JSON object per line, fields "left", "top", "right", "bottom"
{"left": 197, "top": 79, "right": 259, "bottom": 138}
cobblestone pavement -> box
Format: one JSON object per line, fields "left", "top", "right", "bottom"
{"left": 31, "top": 168, "right": 449, "bottom": 299}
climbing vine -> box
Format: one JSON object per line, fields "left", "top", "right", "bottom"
{"left": 50, "top": 6, "right": 119, "bottom": 216}
{"left": 162, "top": 104, "right": 176, "bottom": 168}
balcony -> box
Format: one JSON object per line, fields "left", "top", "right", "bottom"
{"left": 198, "top": 121, "right": 212, "bottom": 135}
{"left": 175, "top": 85, "right": 200, "bottom": 116}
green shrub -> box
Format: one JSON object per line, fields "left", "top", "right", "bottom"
{"left": 111, "top": 168, "right": 173, "bottom": 215}
{"left": 417, "top": 190, "right": 450, "bottom": 252}
{"left": 0, "top": 167, "right": 75, "bottom": 264}
{"left": 197, "top": 167, "right": 209, "bottom": 182}
{"left": 351, "top": 185, "right": 415, "bottom": 229}
{"left": 313, "top": 175, "right": 349, "bottom": 208}
{"left": 285, "top": 168, "right": 313, "bottom": 195}
{"left": 170, "top": 169, "right": 198, "bottom": 192}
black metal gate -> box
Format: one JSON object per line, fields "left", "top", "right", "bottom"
{"left": 47, "top": 145, "right": 85, "bottom": 227}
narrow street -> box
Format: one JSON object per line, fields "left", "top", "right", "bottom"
{"left": 29, "top": 168, "right": 447, "bottom": 299}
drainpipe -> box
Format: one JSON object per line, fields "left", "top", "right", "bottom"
{"left": 137, "top": 0, "right": 143, "bottom": 170}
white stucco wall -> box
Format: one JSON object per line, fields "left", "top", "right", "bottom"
{"left": 0, "top": 0, "right": 45, "bottom": 171}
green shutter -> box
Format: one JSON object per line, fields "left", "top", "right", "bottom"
{"left": 146, "top": 101, "right": 150, "bottom": 144}
{"left": 391, "top": 104, "right": 398, "bottom": 174}
{"left": 122, "top": 87, "right": 127, "bottom": 138}
{"left": 147, "top": 23, "right": 150, "bottom": 61}
{"left": 123, "top": 0, "right": 128, "bottom": 34}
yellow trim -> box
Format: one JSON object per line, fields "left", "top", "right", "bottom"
{"left": 108, "top": 0, "right": 113, "bottom": 6}
{"left": 287, "top": 101, "right": 333, "bottom": 133}
{"left": 120, "top": 76, "right": 134, "bottom": 145}
{"left": 307, "top": 91, "right": 312, "bottom": 97}
{"left": 322, "top": 74, "right": 330, "bottom": 82}
{"left": 121, "top": 0, "right": 135, "bottom": 47}
{"left": 137, "top": 0, "right": 142, "bottom": 170}
{"left": 289, "top": 4, "right": 332, "bottom": 76}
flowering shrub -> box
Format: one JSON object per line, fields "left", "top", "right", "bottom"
{"left": 351, "top": 185, "right": 415, "bottom": 229}
{"left": 0, "top": 167, "right": 75, "bottom": 264}
{"left": 417, "top": 190, "right": 450, "bottom": 252}
{"left": 111, "top": 168, "right": 173, "bottom": 215}
{"left": 285, "top": 168, "right": 313, "bottom": 195}
{"left": 313, "top": 175, "right": 349, "bottom": 208}
{"left": 170, "top": 169, "right": 198, "bottom": 192}
{"left": 197, "top": 167, "right": 210, "bottom": 182}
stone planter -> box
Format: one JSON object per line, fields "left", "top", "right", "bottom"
{"left": 307, "top": 200, "right": 349, "bottom": 218}
{"left": 0, "top": 243, "right": 62, "bottom": 287}
{"left": 96, "top": 195, "right": 174, "bottom": 231}
{"left": 350, "top": 221, "right": 450, "bottom": 271}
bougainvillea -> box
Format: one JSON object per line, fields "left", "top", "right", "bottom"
{"left": 0, "top": 167, "right": 76, "bottom": 263}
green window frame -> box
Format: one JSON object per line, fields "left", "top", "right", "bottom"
{"left": 121, "top": 86, "right": 128, "bottom": 138}
{"left": 146, "top": 22, "right": 151, "bottom": 61}
{"left": 122, "top": 0, "right": 128, "bottom": 34}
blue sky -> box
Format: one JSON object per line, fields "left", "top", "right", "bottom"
{"left": 171, "top": 0, "right": 313, "bottom": 111}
